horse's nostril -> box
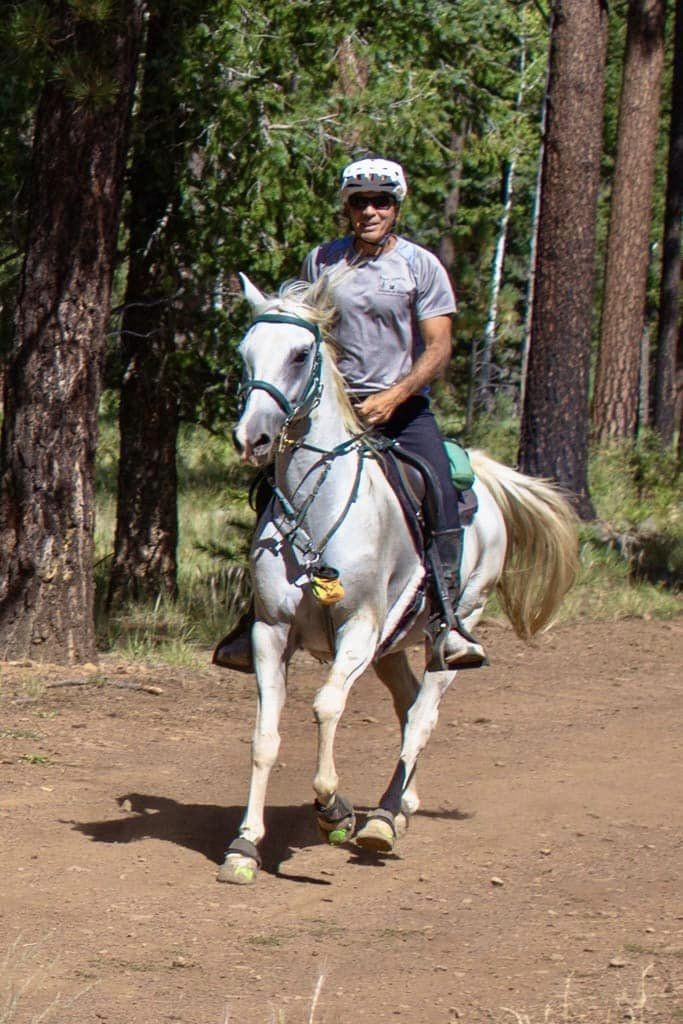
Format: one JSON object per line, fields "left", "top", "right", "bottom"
{"left": 254, "top": 434, "right": 271, "bottom": 450}
{"left": 232, "top": 429, "right": 243, "bottom": 454}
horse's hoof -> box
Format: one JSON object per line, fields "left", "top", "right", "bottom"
{"left": 355, "top": 816, "right": 395, "bottom": 854}
{"left": 217, "top": 853, "right": 259, "bottom": 885}
{"left": 318, "top": 814, "right": 356, "bottom": 846}
{"left": 315, "top": 794, "right": 356, "bottom": 845}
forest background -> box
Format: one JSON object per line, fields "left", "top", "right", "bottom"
{"left": 0, "top": 0, "right": 680, "bottom": 666}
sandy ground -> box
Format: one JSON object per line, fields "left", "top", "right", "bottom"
{"left": 1, "top": 618, "right": 681, "bottom": 1024}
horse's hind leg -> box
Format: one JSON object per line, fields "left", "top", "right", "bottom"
{"left": 356, "top": 667, "right": 456, "bottom": 853}
{"left": 373, "top": 651, "right": 421, "bottom": 831}
{"left": 217, "top": 620, "right": 289, "bottom": 885}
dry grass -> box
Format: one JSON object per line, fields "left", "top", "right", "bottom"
{"left": 222, "top": 969, "right": 326, "bottom": 1024}
{"left": 501, "top": 965, "right": 657, "bottom": 1023}
{"left": 0, "top": 935, "right": 94, "bottom": 1024}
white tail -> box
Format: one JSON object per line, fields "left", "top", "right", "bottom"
{"left": 469, "top": 450, "right": 579, "bottom": 640}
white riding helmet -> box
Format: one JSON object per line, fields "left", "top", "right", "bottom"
{"left": 340, "top": 158, "right": 408, "bottom": 204}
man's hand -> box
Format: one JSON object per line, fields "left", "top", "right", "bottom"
{"left": 357, "top": 384, "right": 410, "bottom": 426}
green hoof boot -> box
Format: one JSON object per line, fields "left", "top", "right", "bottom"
{"left": 217, "top": 853, "right": 259, "bottom": 885}
{"left": 315, "top": 794, "right": 356, "bottom": 846}
{"left": 217, "top": 837, "right": 261, "bottom": 885}
{"left": 319, "top": 814, "right": 356, "bottom": 846}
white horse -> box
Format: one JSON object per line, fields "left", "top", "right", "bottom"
{"left": 218, "top": 274, "right": 578, "bottom": 885}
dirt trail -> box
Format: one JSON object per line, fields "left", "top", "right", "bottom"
{"left": 1, "top": 618, "right": 681, "bottom": 1024}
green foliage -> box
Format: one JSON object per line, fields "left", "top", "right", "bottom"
{"left": 105, "top": 0, "right": 552, "bottom": 426}
{"left": 8, "top": 2, "right": 57, "bottom": 57}
{"left": 53, "top": 54, "right": 120, "bottom": 109}
{"left": 67, "top": 0, "right": 114, "bottom": 21}
{"left": 2, "top": 0, "right": 676, "bottom": 429}
{"left": 588, "top": 432, "right": 681, "bottom": 532}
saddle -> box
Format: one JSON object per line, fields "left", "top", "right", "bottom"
{"left": 375, "top": 439, "right": 478, "bottom": 549}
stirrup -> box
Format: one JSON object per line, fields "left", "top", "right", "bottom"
{"left": 443, "top": 628, "right": 487, "bottom": 669}
{"left": 212, "top": 608, "right": 254, "bottom": 673}
{"left": 427, "top": 621, "right": 487, "bottom": 671}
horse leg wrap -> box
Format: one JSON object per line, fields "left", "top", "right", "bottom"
{"left": 226, "top": 836, "right": 262, "bottom": 866}
{"left": 315, "top": 794, "right": 356, "bottom": 845}
{"left": 366, "top": 808, "right": 397, "bottom": 835}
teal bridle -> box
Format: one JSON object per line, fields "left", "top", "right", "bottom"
{"left": 237, "top": 313, "right": 324, "bottom": 428}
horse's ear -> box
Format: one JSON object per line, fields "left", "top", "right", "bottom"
{"left": 239, "top": 273, "right": 267, "bottom": 315}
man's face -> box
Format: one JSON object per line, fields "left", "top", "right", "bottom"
{"left": 346, "top": 192, "right": 398, "bottom": 246}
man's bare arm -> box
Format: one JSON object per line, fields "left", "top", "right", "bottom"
{"left": 357, "top": 314, "right": 453, "bottom": 425}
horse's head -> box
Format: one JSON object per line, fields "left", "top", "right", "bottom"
{"left": 233, "top": 275, "right": 326, "bottom": 466}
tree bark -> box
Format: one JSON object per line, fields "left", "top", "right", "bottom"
{"left": 0, "top": 2, "right": 144, "bottom": 663}
{"left": 108, "top": 7, "right": 183, "bottom": 608}
{"left": 438, "top": 123, "right": 466, "bottom": 272}
{"left": 654, "top": 0, "right": 683, "bottom": 445}
{"left": 593, "top": 0, "right": 667, "bottom": 441}
{"left": 518, "top": 0, "right": 608, "bottom": 520}
{"left": 677, "top": 319, "right": 683, "bottom": 461}
{"left": 107, "top": 284, "right": 180, "bottom": 607}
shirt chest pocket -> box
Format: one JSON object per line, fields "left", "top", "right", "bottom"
{"left": 378, "top": 273, "right": 411, "bottom": 296}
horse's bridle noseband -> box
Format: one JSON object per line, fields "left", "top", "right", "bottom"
{"left": 237, "top": 313, "right": 324, "bottom": 427}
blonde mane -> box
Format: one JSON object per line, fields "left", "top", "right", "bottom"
{"left": 258, "top": 274, "right": 363, "bottom": 433}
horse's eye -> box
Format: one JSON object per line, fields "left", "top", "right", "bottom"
{"left": 292, "top": 349, "right": 309, "bottom": 365}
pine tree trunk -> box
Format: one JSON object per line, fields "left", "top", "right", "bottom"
{"left": 654, "top": 0, "right": 683, "bottom": 445}
{"left": 593, "top": 0, "right": 667, "bottom": 442}
{"left": 108, "top": 8, "right": 183, "bottom": 608}
{"left": 518, "top": 0, "right": 608, "bottom": 520}
{"left": 107, "top": 290, "right": 180, "bottom": 607}
{"left": 677, "top": 320, "right": 683, "bottom": 461}
{"left": 0, "top": 3, "right": 143, "bottom": 663}
{"left": 438, "top": 124, "right": 466, "bottom": 272}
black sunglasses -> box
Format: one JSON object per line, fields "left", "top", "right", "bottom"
{"left": 347, "top": 193, "right": 395, "bottom": 211}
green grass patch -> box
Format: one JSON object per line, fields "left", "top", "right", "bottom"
{"left": 19, "top": 754, "right": 50, "bottom": 766}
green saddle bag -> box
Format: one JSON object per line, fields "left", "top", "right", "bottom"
{"left": 443, "top": 439, "right": 475, "bottom": 491}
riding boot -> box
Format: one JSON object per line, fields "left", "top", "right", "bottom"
{"left": 431, "top": 528, "right": 487, "bottom": 669}
{"left": 213, "top": 604, "right": 255, "bottom": 673}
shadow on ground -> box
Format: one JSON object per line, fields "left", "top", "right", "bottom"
{"left": 70, "top": 792, "right": 320, "bottom": 876}
{"left": 70, "top": 793, "right": 475, "bottom": 882}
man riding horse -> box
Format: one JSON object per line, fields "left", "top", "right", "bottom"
{"left": 216, "top": 156, "right": 485, "bottom": 672}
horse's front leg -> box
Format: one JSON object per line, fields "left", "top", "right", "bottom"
{"left": 356, "top": 666, "right": 456, "bottom": 853}
{"left": 217, "top": 620, "right": 289, "bottom": 885}
{"left": 312, "top": 617, "right": 378, "bottom": 845}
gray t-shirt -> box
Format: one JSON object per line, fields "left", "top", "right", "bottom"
{"left": 301, "top": 236, "right": 456, "bottom": 396}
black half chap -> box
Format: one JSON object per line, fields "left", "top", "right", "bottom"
{"left": 380, "top": 395, "right": 460, "bottom": 531}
